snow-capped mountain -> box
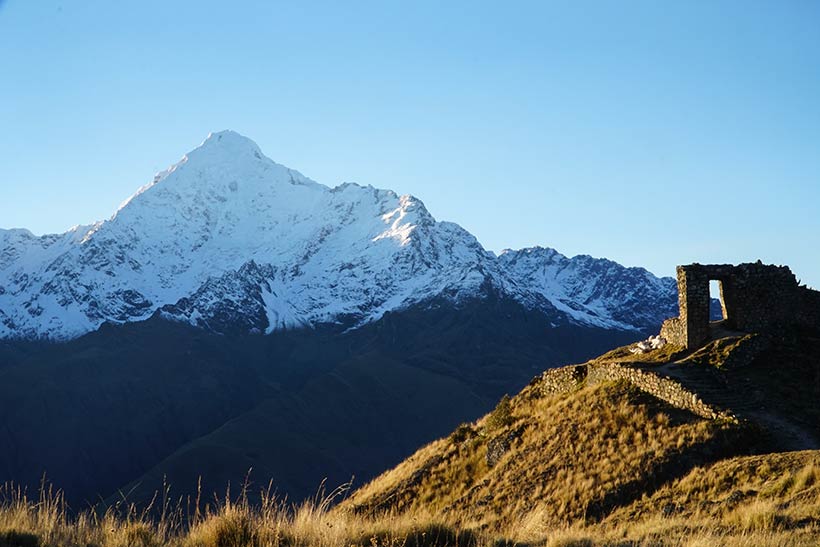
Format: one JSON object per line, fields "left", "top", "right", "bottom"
{"left": 498, "top": 248, "right": 678, "bottom": 331}
{"left": 0, "top": 131, "right": 677, "bottom": 340}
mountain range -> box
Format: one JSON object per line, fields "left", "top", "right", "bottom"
{"left": 0, "top": 131, "right": 676, "bottom": 341}
{"left": 0, "top": 131, "right": 683, "bottom": 507}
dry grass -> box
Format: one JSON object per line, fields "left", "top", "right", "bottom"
{"left": 346, "top": 380, "right": 748, "bottom": 533}
{"left": 3, "top": 454, "right": 820, "bottom": 547}
{"left": 340, "top": 363, "right": 820, "bottom": 545}
{"left": 676, "top": 335, "right": 754, "bottom": 369}
{"left": 598, "top": 451, "right": 820, "bottom": 546}
{"left": 4, "top": 480, "right": 819, "bottom": 547}
{"left": 0, "top": 480, "right": 489, "bottom": 547}
{"left": 590, "top": 342, "right": 686, "bottom": 366}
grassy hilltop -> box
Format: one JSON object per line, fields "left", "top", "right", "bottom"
{"left": 2, "top": 331, "right": 820, "bottom": 546}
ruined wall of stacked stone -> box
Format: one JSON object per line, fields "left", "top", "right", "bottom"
{"left": 659, "top": 317, "right": 686, "bottom": 348}
{"left": 661, "top": 262, "right": 820, "bottom": 349}
{"left": 798, "top": 286, "right": 820, "bottom": 328}
{"left": 721, "top": 264, "right": 800, "bottom": 331}
{"left": 537, "top": 363, "right": 730, "bottom": 420}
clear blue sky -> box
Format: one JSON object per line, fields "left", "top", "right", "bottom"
{"left": 1, "top": 1, "right": 819, "bottom": 285}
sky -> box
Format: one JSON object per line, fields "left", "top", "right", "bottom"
{"left": 1, "top": 1, "right": 819, "bottom": 285}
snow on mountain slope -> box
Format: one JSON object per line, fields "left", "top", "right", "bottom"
{"left": 0, "top": 131, "right": 677, "bottom": 340}
{"left": 498, "top": 247, "right": 678, "bottom": 331}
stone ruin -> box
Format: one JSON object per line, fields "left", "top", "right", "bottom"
{"left": 660, "top": 262, "right": 820, "bottom": 349}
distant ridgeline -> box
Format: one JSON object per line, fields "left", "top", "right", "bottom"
{"left": 661, "top": 262, "right": 820, "bottom": 350}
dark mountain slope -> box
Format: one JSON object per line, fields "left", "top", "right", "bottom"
{"left": 0, "top": 320, "right": 273, "bottom": 508}
{"left": 0, "top": 295, "right": 641, "bottom": 508}
{"left": 118, "top": 352, "right": 489, "bottom": 507}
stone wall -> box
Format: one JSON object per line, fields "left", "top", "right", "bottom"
{"left": 662, "top": 262, "right": 820, "bottom": 349}
{"left": 537, "top": 362, "right": 730, "bottom": 420}
{"left": 586, "top": 362, "right": 724, "bottom": 419}
{"left": 660, "top": 317, "right": 686, "bottom": 347}
{"left": 798, "top": 286, "right": 820, "bottom": 329}
{"left": 679, "top": 265, "right": 712, "bottom": 348}
{"left": 539, "top": 364, "right": 587, "bottom": 394}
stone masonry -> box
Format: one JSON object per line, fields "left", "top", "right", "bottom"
{"left": 660, "top": 262, "right": 820, "bottom": 349}
{"left": 537, "top": 362, "right": 729, "bottom": 420}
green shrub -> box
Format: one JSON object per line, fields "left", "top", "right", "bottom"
{"left": 450, "top": 423, "right": 476, "bottom": 444}
{"left": 486, "top": 395, "right": 513, "bottom": 431}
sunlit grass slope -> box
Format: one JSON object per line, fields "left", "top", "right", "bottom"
{"left": 345, "top": 380, "right": 751, "bottom": 531}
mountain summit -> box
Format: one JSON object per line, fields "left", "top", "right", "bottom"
{"left": 0, "top": 131, "right": 676, "bottom": 339}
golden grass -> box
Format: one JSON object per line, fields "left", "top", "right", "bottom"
{"left": 3, "top": 479, "right": 819, "bottom": 547}
{"left": 590, "top": 342, "right": 686, "bottom": 366}
{"left": 597, "top": 451, "right": 820, "bottom": 546}
{"left": 0, "top": 480, "right": 488, "bottom": 547}
{"left": 676, "top": 335, "right": 753, "bottom": 369}
{"left": 337, "top": 365, "right": 820, "bottom": 545}
{"left": 345, "top": 380, "right": 746, "bottom": 532}
{"left": 3, "top": 453, "right": 820, "bottom": 546}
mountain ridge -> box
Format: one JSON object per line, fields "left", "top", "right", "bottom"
{"left": 0, "top": 130, "right": 678, "bottom": 340}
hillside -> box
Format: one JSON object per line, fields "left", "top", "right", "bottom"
{"left": 346, "top": 381, "right": 748, "bottom": 526}
{"left": 342, "top": 330, "right": 820, "bottom": 545}
{"left": 0, "top": 296, "right": 641, "bottom": 509}
{"left": 3, "top": 330, "right": 819, "bottom": 547}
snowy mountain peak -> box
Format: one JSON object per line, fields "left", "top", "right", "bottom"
{"left": 501, "top": 246, "right": 561, "bottom": 260}
{"left": 115, "top": 130, "right": 319, "bottom": 218}
{"left": 0, "top": 132, "right": 677, "bottom": 340}
{"left": 196, "top": 130, "right": 265, "bottom": 160}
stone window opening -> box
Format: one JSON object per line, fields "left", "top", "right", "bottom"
{"left": 710, "top": 279, "right": 728, "bottom": 322}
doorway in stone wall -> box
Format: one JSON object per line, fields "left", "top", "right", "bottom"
{"left": 709, "top": 279, "right": 727, "bottom": 321}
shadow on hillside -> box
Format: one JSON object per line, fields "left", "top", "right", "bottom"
{"left": 0, "top": 530, "right": 40, "bottom": 547}
{"left": 585, "top": 419, "right": 755, "bottom": 522}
